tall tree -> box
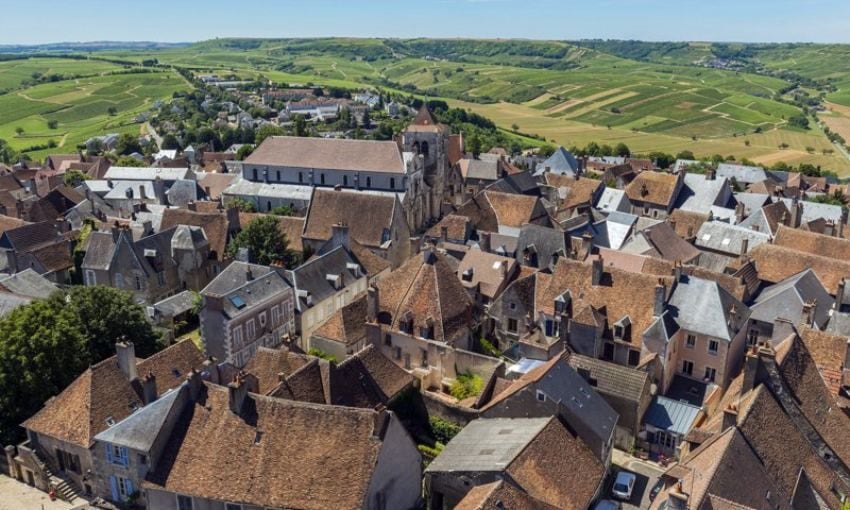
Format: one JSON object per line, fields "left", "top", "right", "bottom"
{"left": 226, "top": 215, "right": 295, "bottom": 267}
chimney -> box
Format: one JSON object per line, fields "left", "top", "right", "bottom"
{"left": 740, "top": 237, "right": 749, "bottom": 256}
{"left": 673, "top": 260, "right": 683, "bottom": 282}
{"left": 480, "top": 232, "right": 492, "bottom": 253}
{"left": 743, "top": 345, "right": 776, "bottom": 393}
{"left": 186, "top": 369, "right": 204, "bottom": 401}
{"left": 141, "top": 370, "right": 157, "bottom": 405}
{"left": 802, "top": 300, "right": 817, "bottom": 327}
{"left": 654, "top": 280, "right": 666, "bottom": 317}
{"left": 422, "top": 245, "right": 437, "bottom": 265}
{"left": 721, "top": 405, "right": 737, "bottom": 431}
{"left": 591, "top": 256, "right": 603, "bottom": 286}
{"left": 116, "top": 341, "right": 137, "bottom": 381}
{"left": 228, "top": 372, "right": 250, "bottom": 414}
{"left": 153, "top": 176, "right": 166, "bottom": 205}
{"left": 372, "top": 407, "right": 391, "bottom": 440}
{"left": 367, "top": 285, "right": 379, "bottom": 323}
{"left": 771, "top": 317, "right": 796, "bottom": 345}
{"left": 246, "top": 265, "right": 254, "bottom": 281}
{"left": 835, "top": 278, "right": 846, "bottom": 312}
{"left": 580, "top": 231, "right": 593, "bottom": 257}
{"left": 331, "top": 222, "right": 350, "bottom": 251}
{"left": 187, "top": 200, "right": 197, "bottom": 212}
{"left": 669, "top": 218, "right": 677, "bottom": 233}
{"left": 734, "top": 201, "right": 745, "bottom": 224}
{"left": 138, "top": 185, "right": 147, "bottom": 201}
{"left": 440, "top": 226, "right": 448, "bottom": 243}
{"left": 790, "top": 198, "right": 803, "bottom": 228}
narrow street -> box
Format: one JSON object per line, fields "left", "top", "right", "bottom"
{"left": 609, "top": 449, "right": 666, "bottom": 510}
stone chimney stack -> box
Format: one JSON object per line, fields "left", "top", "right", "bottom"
{"left": 790, "top": 198, "right": 803, "bottom": 228}
{"left": 141, "top": 370, "right": 158, "bottom": 405}
{"left": 721, "top": 405, "right": 738, "bottom": 431}
{"left": 740, "top": 237, "right": 749, "bottom": 256}
{"left": 228, "top": 372, "right": 250, "bottom": 414}
{"left": 802, "top": 300, "right": 817, "bottom": 327}
{"left": 116, "top": 341, "right": 137, "bottom": 381}
{"left": 111, "top": 221, "right": 121, "bottom": 242}
{"left": 367, "top": 285, "right": 379, "bottom": 323}
{"left": 654, "top": 279, "right": 666, "bottom": 317}
{"left": 734, "top": 201, "right": 745, "bottom": 224}
{"left": 591, "top": 256, "right": 603, "bottom": 286}
{"left": 331, "top": 222, "right": 350, "bottom": 251}
{"left": 835, "top": 278, "right": 846, "bottom": 312}
{"left": 186, "top": 369, "right": 204, "bottom": 401}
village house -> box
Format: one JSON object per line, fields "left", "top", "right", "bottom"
{"left": 0, "top": 220, "right": 74, "bottom": 284}
{"left": 425, "top": 416, "right": 605, "bottom": 510}
{"left": 10, "top": 340, "right": 205, "bottom": 503}
{"left": 200, "top": 261, "right": 296, "bottom": 367}
{"left": 624, "top": 170, "right": 684, "bottom": 219}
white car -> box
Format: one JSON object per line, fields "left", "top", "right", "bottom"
{"left": 594, "top": 499, "right": 621, "bottom": 510}
{"left": 612, "top": 471, "right": 637, "bottom": 500}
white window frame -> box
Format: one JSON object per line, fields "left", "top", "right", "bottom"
{"left": 259, "top": 311, "right": 267, "bottom": 328}
{"left": 85, "top": 270, "right": 96, "bottom": 286}
{"left": 686, "top": 334, "right": 696, "bottom": 348}
{"left": 246, "top": 319, "right": 256, "bottom": 340}
{"left": 232, "top": 325, "right": 244, "bottom": 350}
{"left": 708, "top": 339, "right": 719, "bottom": 355}
{"left": 704, "top": 366, "right": 717, "bottom": 382}
{"left": 536, "top": 390, "right": 546, "bottom": 402}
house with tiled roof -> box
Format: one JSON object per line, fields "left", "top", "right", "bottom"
{"left": 159, "top": 205, "right": 241, "bottom": 262}
{"left": 12, "top": 340, "right": 206, "bottom": 503}
{"left": 455, "top": 480, "right": 560, "bottom": 510}
{"left": 425, "top": 416, "right": 605, "bottom": 510}
{"left": 746, "top": 242, "right": 850, "bottom": 296}
{"left": 533, "top": 147, "right": 581, "bottom": 177}
{"left": 200, "top": 261, "right": 296, "bottom": 367}
{"left": 0, "top": 220, "right": 74, "bottom": 283}
{"left": 624, "top": 170, "right": 684, "bottom": 219}
{"left": 141, "top": 373, "right": 422, "bottom": 510}
{"left": 542, "top": 173, "right": 604, "bottom": 221}
{"left": 303, "top": 187, "right": 411, "bottom": 269}
{"left": 457, "top": 246, "right": 518, "bottom": 307}
{"left": 310, "top": 295, "right": 371, "bottom": 359}
{"left": 749, "top": 269, "right": 834, "bottom": 345}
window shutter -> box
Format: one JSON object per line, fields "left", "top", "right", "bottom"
{"left": 120, "top": 447, "right": 129, "bottom": 466}
{"left": 126, "top": 478, "right": 134, "bottom": 496}
{"left": 109, "top": 476, "right": 119, "bottom": 502}
{"left": 106, "top": 444, "right": 114, "bottom": 464}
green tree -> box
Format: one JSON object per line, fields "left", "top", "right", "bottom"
{"left": 115, "top": 133, "right": 142, "bottom": 156}
{"left": 361, "top": 108, "right": 372, "bottom": 129}
{"left": 0, "top": 299, "right": 88, "bottom": 445}
{"left": 270, "top": 205, "right": 294, "bottom": 216}
{"left": 538, "top": 143, "right": 557, "bottom": 157}
{"left": 55, "top": 286, "right": 161, "bottom": 361}
{"left": 114, "top": 156, "right": 148, "bottom": 167}
{"left": 236, "top": 144, "right": 254, "bottom": 161}
{"left": 14, "top": 127, "right": 24, "bottom": 136}
{"left": 255, "top": 124, "right": 285, "bottom": 145}
{"left": 224, "top": 197, "right": 256, "bottom": 213}
{"left": 63, "top": 169, "right": 90, "bottom": 187}
{"left": 47, "top": 119, "right": 59, "bottom": 130}
{"left": 226, "top": 215, "right": 295, "bottom": 267}
{"left": 293, "top": 115, "right": 308, "bottom": 137}
{"left": 0, "top": 139, "right": 17, "bottom": 164}
{"left": 676, "top": 150, "right": 695, "bottom": 160}
{"left": 614, "top": 143, "right": 631, "bottom": 158}
{"left": 160, "top": 134, "right": 180, "bottom": 151}
{"left": 107, "top": 106, "right": 118, "bottom": 116}
{"left": 467, "top": 134, "right": 482, "bottom": 158}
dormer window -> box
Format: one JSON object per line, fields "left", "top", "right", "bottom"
{"left": 325, "top": 273, "right": 343, "bottom": 290}
{"left": 346, "top": 262, "right": 362, "bottom": 278}
{"left": 613, "top": 316, "right": 631, "bottom": 341}
{"left": 420, "top": 318, "right": 435, "bottom": 340}
{"left": 461, "top": 268, "right": 474, "bottom": 282}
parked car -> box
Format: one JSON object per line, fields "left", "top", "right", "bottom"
{"left": 649, "top": 479, "right": 665, "bottom": 502}
{"left": 612, "top": 471, "right": 637, "bottom": 500}
{"left": 594, "top": 499, "right": 621, "bottom": 510}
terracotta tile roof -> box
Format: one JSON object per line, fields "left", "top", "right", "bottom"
{"left": 774, "top": 224, "right": 850, "bottom": 260}
{"left": 242, "top": 346, "right": 311, "bottom": 395}
{"left": 454, "top": 194, "right": 500, "bottom": 232}
{"left": 505, "top": 417, "right": 604, "bottom": 510}
{"left": 457, "top": 248, "right": 516, "bottom": 299}
{"left": 761, "top": 201, "right": 790, "bottom": 234}
{"left": 406, "top": 106, "right": 449, "bottom": 134}
{"left": 161, "top": 208, "right": 235, "bottom": 260}
{"left": 639, "top": 222, "right": 701, "bottom": 263}
{"left": 485, "top": 191, "right": 546, "bottom": 229}
{"left": 543, "top": 174, "right": 603, "bottom": 210}
{"left": 23, "top": 340, "right": 205, "bottom": 447}
{"left": 197, "top": 173, "right": 237, "bottom": 200}
{"left": 350, "top": 240, "right": 391, "bottom": 276}
{"left": 303, "top": 188, "right": 397, "bottom": 248}
{"left": 239, "top": 212, "right": 304, "bottom": 253}
{"left": 143, "top": 383, "right": 388, "bottom": 509}
{"left": 351, "top": 344, "right": 414, "bottom": 400}
{"left": 312, "top": 295, "right": 369, "bottom": 347}
{"left": 536, "top": 258, "right": 673, "bottom": 346}
{"left": 660, "top": 427, "right": 791, "bottom": 510}
{"left": 480, "top": 355, "right": 562, "bottom": 412}
{"left": 426, "top": 214, "right": 472, "bottom": 241}
{"left": 376, "top": 250, "right": 472, "bottom": 344}
{"left": 624, "top": 171, "right": 680, "bottom": 206}
{"left": 456, "top": 480, "right": 559, "bottom": 510}
{"left": 797, "top": 326, "right": 847, "bottom": 396}
{"left": 29, "top": 239, "right": 74, "bottom": 273}
{"left": 448, "top": 135, "right": 465, "bottom": 167}
{"left": 747, "top": 243, "right": 850, "bottom": 294}
{"left": 669, "top": 209, "right": 709, "bottom": 239}
{"left": 245, "top": 136, "right": 406, "bottom": 173}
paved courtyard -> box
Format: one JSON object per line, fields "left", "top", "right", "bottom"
{"left": 0, "top": 475, "right": 85, "bottom": 510}
{"left": 610, "top": 449, "right": 666, "bottom": 510}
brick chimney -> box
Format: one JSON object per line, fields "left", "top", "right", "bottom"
{"left": 186, "top": 369, "right": 204, "bottom": 401}
{"left": 835, "top": 278, "right": 846, "bottom": 312}
{"left": 116, "top": 341, "right": 137, "bottom": 381}
{"left": 187, "top": 200, "right": 197, "bottom": 212}
{"left": 228, "top": 372, "right": 250, "bottom": 414}
{"left": 591, "top": 256, "right": 603, "bottom": 286}
{"left": 141, "top": 370, "right": 157, "bottom": 405}
{"left": 367, "top": 285, "right": 379, "bottom": 323}
{"left": 721, "top": 405, "right": 738, "bottom": 431}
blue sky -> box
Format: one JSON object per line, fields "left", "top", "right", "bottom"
{"left": 2, "top": 0, "right": 849, "bottom": 45}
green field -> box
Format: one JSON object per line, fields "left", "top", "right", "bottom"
{"left": 3, "top": 38, "right": 850, "bottom": 174}
{"left": 0, "top": 65, "right": 190, "bottom": 160}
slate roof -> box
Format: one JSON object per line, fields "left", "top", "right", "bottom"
{"left": 23, "top": 340, "right": 206, "bottom": 447}
{"left": 0, "top": 269, "right": 58, "bottom": 299}
{"left": 459, "top": 158, "right": 500, "bottom": 182}
{"left": 287, "top": 246, "right": 363, "bottom": 312}
{"left": 143, "top": 383, "right": 392, "bottom": 510}
{"left": 567, "top": 354, "right": 650, "bottom": 403}
{"left": 623, "top": 222, "right": 700, "bottom": 263}
{"left": 201, "top": 261, "right": 276, "bottom": 297}
{"left": 160, "top": 207, "right": 234, "bottom": 261}
{"left": 515, "top": 223, "right": 569, "bottom": 268}
{"left": 151, "top": 290, "right": 197, "bottom": 318}
{"left": 676, "top": 173, "right": 732, "bottom": 212}
{"left": 750, "top": 269, "right": 833, "bottom": 328}
{"left": 732, "top": 192, "right": 772, "bottom": 217}
{"left": 534, "top": 147, "right": 580, "bottom": 177}
{"left": 93, "top": 384, "right": 185, "bottom": 452}
{"left": 716, "top": 163, "right": 767, "bottom": 185}
{"left": 0, "top": 292, "right": 32, "bottom": 317}
{"left": 245, "top": 136, "right": 406, "bottom": 173}
{"left": 596, "top": 187, "right": 631, "bottom": 213}
{"left": 104, "top": 166, "right": 192, "bottom": 182}
{"left": 303, "top": 188, "right": 397, "bottom": 248}
{"left": 644, "top": 396, "right": 700, "bottom": 435}
{"left": 779, "top": 197, "right": 844, "bottom": 224}
{"left": 668, "top": 274, "right": 749, "bottom": 341}
{"left": 737, "top": 201, "right": 789, "bottom": 236}
{"left": 695, "top": 220, "right": 771, "bottom": 256}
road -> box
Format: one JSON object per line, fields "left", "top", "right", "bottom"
{"left": 0, "top": 475, "right": 85, "bottom": 510}
{"left": 608, "top": 450, "right": 665, "bottom": 510}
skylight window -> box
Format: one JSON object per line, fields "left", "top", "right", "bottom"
{"left": 229, "top": 295, "right": 247, "bottom": 309}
